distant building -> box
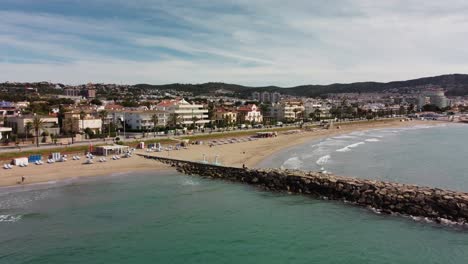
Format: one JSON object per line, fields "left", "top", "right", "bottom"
{"left": 261, "top": 92, "right": 271, "bottom": 103}
{"left": 84, "top": 89, "right": 96, "bottom": 99}
{"left": 64, "top": 88, "right": 81, "bottom": 97}
{"left": 418, "top": 88, "right": 449, "bottom": 110}
{"left": 252, "top": 92, "right": 260, "bottom": 101}
{"left": 271, "top": 92, "right": 281, "bottom": 103}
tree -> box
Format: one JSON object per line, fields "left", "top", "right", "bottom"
{"left": 30, "top": 116, "right": 44, "bottom": 147}
{"left": 63, "top": 117, "right": 78, "bottom": 144}
{"left": 422, "top": 104, "right": 441, "bottom": 112}
{"left": 191, "top": 115, "right": 199, "bottom": 130}
{"left": 79, "top": 110, "right": 86, "bottom": 137}
{"left": 151, "top": 113, "right": 159, "bottom": 136}
{"left": 98, "top": 110, "right": 108, "bottom": 136}
{"left": 293, "top": 108, "right": 299, "bottom": 121}
{"left": 169, "top": 113, "right": 182, "bottom": 129}
{"left": 25, "top": 121, "right": 33, "bottom": 141}
{"left": 90, "top": 99, "right": 102, "bottom": 105}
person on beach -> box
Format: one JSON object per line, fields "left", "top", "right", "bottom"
{"left": 21, "top": 176, "right": 25, "bottom": 183}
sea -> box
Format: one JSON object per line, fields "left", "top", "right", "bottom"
{"left": 1, "top": 123, "right": 468, "bottom": 263}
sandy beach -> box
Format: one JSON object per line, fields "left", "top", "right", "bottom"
{"left": 0, "top": 120, "right": 436, "bottom": 187}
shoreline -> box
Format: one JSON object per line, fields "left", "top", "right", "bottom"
{"left": 0, "top": 120, "right": 443, "bottom": 188}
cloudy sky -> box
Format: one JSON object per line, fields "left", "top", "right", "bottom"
{"left": 1, "top": 0, "right": 468, "bottom": 86}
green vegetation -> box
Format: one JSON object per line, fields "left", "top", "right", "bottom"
{"left": 134, "top": 74, "right": 468, "bottom": 97}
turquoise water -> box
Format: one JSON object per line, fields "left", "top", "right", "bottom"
{"left": 1, "top": 124, "right": 468, "bottom": 263}
{"left": 261, "top": 123, "right": 468, "bottom": 191}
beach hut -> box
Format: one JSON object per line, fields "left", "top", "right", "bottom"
{"left": 12, "top": 157, "right": 28, "bottom": 166}
{"left": 95, "top": 145, "right": 130, "bottom": 156}
{"left": 51, "top": 152, "right": 61, "bottom": 162}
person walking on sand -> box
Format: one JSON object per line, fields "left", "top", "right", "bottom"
{"left": 21, "top": 176, "right": 25, "bottom": 183}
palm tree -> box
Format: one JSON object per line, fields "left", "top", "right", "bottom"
{"left": 79, "top": 110, "right": 86, "bottom": 137}
{"left": 98, "top": 110, "right": 108, "bottom": 136}
{"left": 25, "top": 121, "right": 33, "bottom": 142}
{"left": 151, "top": 113, "right": 159, "bottom": 136}
{"left": 191, "top": 115, "right": 199, "bottom": 130}
{"left": 30, "top": 116, "right": 44, "bottom": 147}
{"left": 63, "top": 117, "right": 78, "bottom": 144}
{"left": 170, "top": 113, "right": 181, "bottom": 129}
{"left": 293, "top": 108, "right": 299, "bottom": 122}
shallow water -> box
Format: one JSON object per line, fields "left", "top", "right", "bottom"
{"left": 260, "top": 123, "right": 468, "bottom": 191}
{"left": 1, "top": 124, "right": 468, "bottom": 263}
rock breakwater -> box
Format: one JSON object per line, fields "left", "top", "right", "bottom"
{"left": 142, "top": 155, "right": 468, "bottom": 224}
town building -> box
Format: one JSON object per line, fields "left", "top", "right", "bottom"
{"left": 417, "top": 88, "right": 449, "bottom": 109}
{"left": 213, "top": 108, "right": 238, "bottom": 126}
{"left": 237, "top": 104, "right": 263, "bottom": 124}
{"left": 155, "top": 98, "right": 210, "bottom": 127}
{"left": 5, "top": 115, "right": 60, "bottom": 136}
{"left": 0, "top": 127, "right": 12, "bottom": 140}
{"left": 62, "top": 112, "right": 102, "bottom": 134}
{"left": 118, "top": 111, "right": 167, "bottom": 130}
{"left": 269, "top": 101, "right": 305, "bottom": 122}
{"left": 0, "top": 101, "right": 19, "bottom": 117}
{"left": 252, "top": 92, "right": 260, "bottom": 101}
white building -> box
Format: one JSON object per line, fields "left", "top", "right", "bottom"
{"left": 270, "top": 101, "right": 305, "bottom": 121}
{"left": 122, "top": 111, "right": 167, "bottom": 130}
{"left": 63, "top": 112, "right": 102, "bottom": 134}
{"left": 156, "top": 99, "right": 210, "bottom": 127}
{"left": 5, "top": 115, "right": 60, "bottom": 135}
{"left": 237, "top": 104, "right": 263, "bottom": 124}
{"left": 0, "top": 127, "right": 12, "bottom": 140}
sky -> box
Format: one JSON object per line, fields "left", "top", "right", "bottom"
{"left": 1, "top": 0, "right": 468, "bottom": 86}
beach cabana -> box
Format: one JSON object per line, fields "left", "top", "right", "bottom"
{"left": 95, "top": 145, "right": 130, "bottom": 156}
{"left": 255, "top": 132, "right": 277, "bottom": 138}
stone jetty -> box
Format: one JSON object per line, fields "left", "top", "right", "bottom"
{"left": 141, "top": 155, "right": 468, "bottom": 224}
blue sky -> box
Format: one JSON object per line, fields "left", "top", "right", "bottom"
{"left": 2, "top": 0, "right": 468, "bottom": 86}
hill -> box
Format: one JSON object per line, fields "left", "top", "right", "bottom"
{"left": 136, "top": 74, "right": 468, "bottom": 98}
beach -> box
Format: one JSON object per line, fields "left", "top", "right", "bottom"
{"left": 0, "top": 120, "right": 435, "bottom": 187}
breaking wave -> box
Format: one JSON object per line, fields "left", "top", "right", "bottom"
{"left": 316, "top": 155, "right": 331, "bottom": 166}
{"left": 365, "top": 138, "right": 380, "bottom": 142}
{"left": 336, "top": 142, "right": 365, "bottom": 152}
{"left": 0, "top": 214, "right": 22, "bottom": 223}
{"left": 283, "top": 157, "right": 303, "bottom": 169}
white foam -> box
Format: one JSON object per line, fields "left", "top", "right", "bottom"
{"left": 316, "top": 155, "right": 331, "bottom": 166}
{"left": 365, "top": 138, "right": 380, "bottom": 142}
{"left": 336, "top": 142, "right": 365, "bottom": 152}
{"left": 283, "top": 157, "right": 303, "bottom": 169}
{"left": 0, "top": 214, "right": 22, "bottom": 223}
{"left": 181, "top": 179, "right": 200, "bottom": 186}
{"left": 332, "top": 135, "right": 356, "bottom": 140}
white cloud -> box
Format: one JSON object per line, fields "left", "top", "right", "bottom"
{"left": 2, "top": 1, "right": 468, "bottom": 85}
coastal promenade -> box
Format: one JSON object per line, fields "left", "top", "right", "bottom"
{"left": 143, "top": 155, "right": 468, "bottom": 225}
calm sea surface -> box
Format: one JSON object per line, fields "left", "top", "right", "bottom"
{"left": 1, "top": 123, "right": 468, "bottom": 263}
